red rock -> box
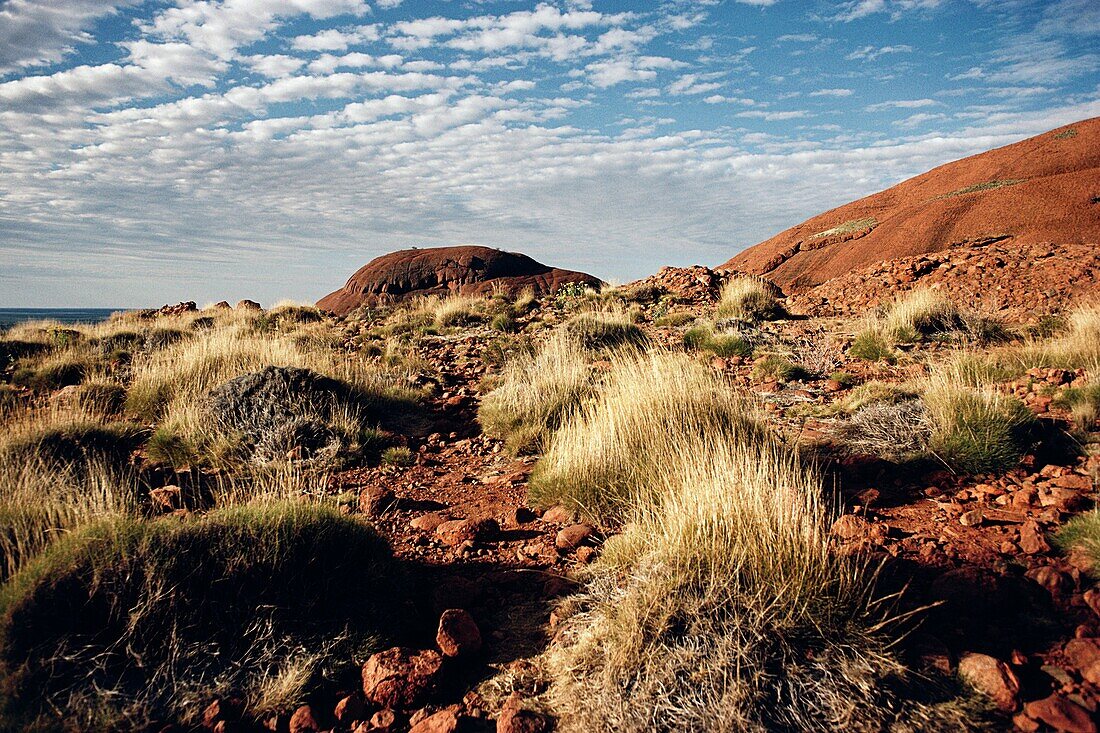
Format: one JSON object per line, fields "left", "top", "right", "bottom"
{"left": 360, "top": 486, "right": 398, "bottom": 517}
{"left": 289, "top": 705, "right": 321, "bottom": 733}
{"left": 1024, "top": 694, "right": 1097, "bottom": 733}
{"left": 236, "top": 299, "right": 261, "bottom": 310}
{"left": 317, "top": 246, "right": 602, "bottom": 315}
{"left": 1084, "top": 589, "right": 1100, "bottom": 618}
{"left": 1026, "top": 566, "right": 1072, "bottom": 596}
{"left": 497, "top": 693, "right": 549, "bottom": 733}
{"left": 334, "top": 694, "right": 367, "bottom": 725}
{"left": 502, "top": 507, "right": 536, "bottom": 527}
{"left": 1053, "top": 474, "right": 1094, "bottom": 491}
{"left": 958, "top": 652, "right": 1020, "bottom": 712}
{"left": 362, "top": 647, "right": 444, "bottom": 708}
{"left": 823, "top": 378, "right": 844, "bottom": 392}
{"left": 437, "top": 609, "right": 483, "bottom": 657}
{"left": 437, "top": 518, "right": 498, "bottom": 546}
{"left": 555, "top": 523, "right": 595, "bottom": 552}
{"left": 368, "top": 709, "right": 401, "bottom": 732}
{"left": 412, "top": 513, "right": 447, "bottom": 531}
{"left": 1064, "top": 639, "right": 1100, "bottom": 686}
{"left": 541, "top": 505, "right": 574, "bottom": 524}
{"left": 409, "top": 708, "right": 461, "bottom": 733}
{"left": 202, "top": 699, "right": 241, "bottom": 729}
{"left": 1020, "top": 520, "right": 1051, "bottom": 555}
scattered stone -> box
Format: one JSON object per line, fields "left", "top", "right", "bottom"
{"left": 1020, "top": 520, "right": 1051, "bottom": 555}
{"left": 497, "top": 693, "right": 549, "bottom": 733}
{"left": 360, "top": 486, "right": 398, "bottom": 517}
{"left": 541, "top": 505, "right": 574, "bottom": 524}
{"left": 1065, "top": 639, "right": 1100, "bottom": 686}
{"left": 289, "top": 705, "right": 322, "bottom": 733}
{"left": 409, "top": 708, "right": 461, "bottom": 733}
{"left": 1024, "top": 694, "right": 1097, "bottom": 733}
{"left": 362, "top": 647, "right": 444, "bottom": 708}
{"left": 958, "top": 652, "right": 1020, "bottom": 712}
{"left": 437, "top": 609, "right": 483, "bottom": 657}
{"left": 437, "top": 518, "right": 499, "bottom": 546}
{"left": 1027, "top": 566, "right": 1072, "bottom": 596}
{"left": 412, "top": 513, "right": 447, "bottom": 532}
{"left": 555, "top": 523, "right": 595, "bottom": 552}
{"left": 334, "top": 694, "right": 367, "bottom": 726}
{"left": 368, "top": 709, "right": 401, "bottom": 732}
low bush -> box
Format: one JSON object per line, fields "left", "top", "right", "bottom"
{"left": 11, "top": 351, "right": 91, "bottom": 390}
{"left": 1055, "top": 381, "right": 1100, "bottom": 430}
{"left": 849, "top": 328, "right": 895, "bottom": 362}
{"left": 491, "top": 313, "right": 518, "bottom": 333}
{"left": 683, "top": 324, "right": 751, "bottom": 358}
{"left": 716, "top": 276, "right": 784, "bottom": 322}
{"left": 844, "top": 399, "right": 932, "bottom": 460}
{"left": 564, "top": 311, "right": 648, "bottom": 351}
{"left": 882, "top": 289, "right": 962, "bottom": 343}
{"left": 1, "top": 417, "right": 144, "bottom": 469}
{"left": 752, "top": 354, "right": 808, "bottom": 382}
{"left": 653, "top": 311, "right": 694, "bottom": 327}
{"left": 924, "top": 375, "right": 1035, "bottom": 474}
{"left": 381, "top": 446, "right": 415, "bottom": 467}
{"left": 1056, "top": 512, "right": 1100, "bottom": 578}
{"left": 0, "top": 503, "right": 402, "bottom": 730}
{"left": 834, "top": 381, "right": 918, "bottom": 414}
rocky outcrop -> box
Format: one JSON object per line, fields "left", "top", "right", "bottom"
{"left": 317, "top": 246, "right": 602, "bottom": 315}
{"left": 722, "top": 117, "right": 1100, "bottom": 294}
{"left": 790, "top": 240, "right": 1100, "bottom": 320}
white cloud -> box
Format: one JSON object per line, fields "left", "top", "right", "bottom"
{"left": 246, "top": 54, "right": 306, "bottom": 78}
{"left": 667, "top": 73, "right": 724, "bottom": 95}
{"left": 865, "top": 98, "right": 938, "bottom": 110}
{"left": 0, "top": 0, "right": 140, "bottom": 74}
{"left": 809, "top": 88, "right": 853, "bottom": 97}
{"left": 291, "top": 26, "right": 380, "bottom": 52}
{"left": 736, "top": 110, "right": 810, "bottom": 120}
{"left": 846, "top": 44, "right": 913, "bottom": 61}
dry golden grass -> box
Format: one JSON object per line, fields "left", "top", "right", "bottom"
{"left": 545, "top": 437, "right": 976, "bottom": 732}
{"left": 881, "top": 288, "right": 960, "bottom": 342}
{"left": 479, "top": 333, "right": 595, "bottom": 454}
{"left": 716, "top": 276, "right": 782, "bottom": 322}
{"left": 528, "top": 351, "right": 764, "bottom": 525}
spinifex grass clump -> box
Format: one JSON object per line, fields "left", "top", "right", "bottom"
{"left": 544, "top": 439, "right": 978, "bottom": 732}
{"left": 563, "top": 309, "right": 648, "bottom": 351}
{"left": 479, "top": 334, "right": 595, "bottom": 454}
{"left": 528, "top": 352, "right": 765, "bottom": 526}
{"left": 923, "top": 374, "right": 1035, "bottom": 474}
{"left": 0, "top": 503, "right": 402, "bottom": 730}
{"left": 882, "top": 288, "right": 963, "bottom": 343}
{"left": 716, "top": 276, "right": 784, "bottom": 322}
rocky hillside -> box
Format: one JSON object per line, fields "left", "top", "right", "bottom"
{"left": 318, "top": 246, "right": 602, "bottom": 315}
{"left": 722, "top": 117, "right": 1100, "bottom": 294}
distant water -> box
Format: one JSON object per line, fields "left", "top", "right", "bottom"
{"left": 0, "top": 308, "right": 123, "bottom": 330}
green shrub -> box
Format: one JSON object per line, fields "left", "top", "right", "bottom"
{"left": 2, "top": 420, "right": 144, "bottom": 469}
{"left": 753, "top": 354, "right": 808, "bottom": 382}
{"left": 924, "top": 381, "right": 1035, "bottom": 474}
{"left": 1054, "top": 382, "right": 1100, "bottom": 431}
{"left": 1056, "top": 512, "right": 1100, "bottom": 577}
{"left": 0, "top": 504, "right": 401, "bottom": 730}
{"left": 564, "top": 312, "right": 648, "bottom": 351}
{"left": 145, "top": 424, "right": 199, "bottom": 468}
{"left": 683, "top": 325, "right": 751, "bottom": 358}
{"left": 850, "top": 329, "right": 894, "bottom": 362}
{"left": 491, "top": 313, "right": 518, "bottom": 333}
{"left": 74, "top": 381, "right": 127, "bottom": 414}
{"left": 12, "top": 358, "right": 87, "bottom": 390}
{"left": 381, "top": 446, "right": 415, "bottom": 467}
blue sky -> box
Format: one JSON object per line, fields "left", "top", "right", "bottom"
{"left": 0, "top": 0, "right": 1097, "bottom": 307}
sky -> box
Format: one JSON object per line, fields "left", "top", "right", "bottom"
{"left": 0, "top": 0, "right": 1098, "bottom": 307}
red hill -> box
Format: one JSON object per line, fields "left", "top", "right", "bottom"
{"left": 721, "top": 118, "right": 1100, "bottom": 295}
{"left": 317, "top": 246, "right": 602, "bottom": 315}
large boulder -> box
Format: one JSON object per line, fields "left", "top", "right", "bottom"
{"left": 206, "top": 366, "right": 357, "bottom": 463}
{"left": 317, "top": 246, "right": 603, "bottom": 315}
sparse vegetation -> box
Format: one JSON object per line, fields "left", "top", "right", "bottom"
{"left": 683, "top": 323, "right": 752, "bottom": 358}
{"left": 752, "top": 353, "right": 808, "bottom": 382}
{"left": 808, "top": 216, "right": 877, "bottom": 239}
{"left": 849, "top": 326, "right": 895, "bottom": 362}
{"left": 937, "top": 179, "right": 1024, "bottom": 199}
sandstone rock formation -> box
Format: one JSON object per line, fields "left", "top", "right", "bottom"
{"left": 317, "top": 246, "right": 602, "bottom": 315}
{"left": 722, "top": 117, "right": 1100, "bottom": 294}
